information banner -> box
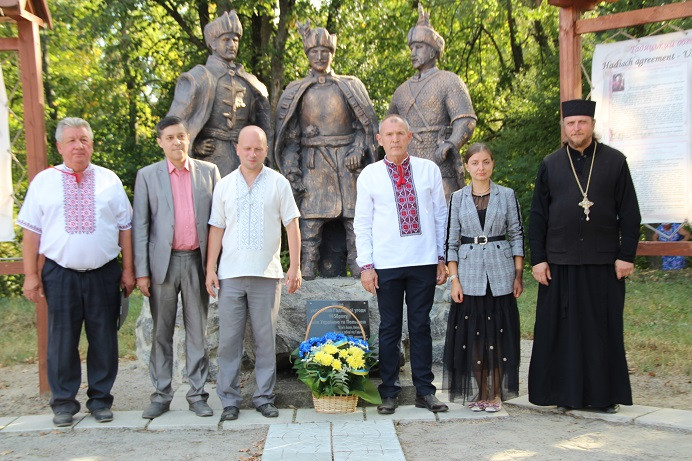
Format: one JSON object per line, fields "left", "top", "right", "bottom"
{"left": 0, "top": 67, "right": 15, "bottom": 242}
{"left": 591, "top": 30, "right": 692, "bottom": 224}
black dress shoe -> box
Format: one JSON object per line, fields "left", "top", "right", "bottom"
{"left": 142, "top": 402, "right": 170, "bottom": 419}
{"left": 53, "top": 412, "right": 73, "bottom": 427}
{"left": 220, "top": 406, "right": 239, "bottom": 421}
{"left": 415, "top": 394, "right": 449, "bottom": 412}
{"left": 377, "top": 396, "right": 398, "bottom": 415}
{"left": 91, "top": 408, "right": 113, "bottom": 423}
{"left": 603, "top": 404, "right": 620, "bottom": 414}
{"left": 256, "top": 403, "right": 279, "bottom": 417}
{"left": 189, "top": 400, "right": 213, "bottom": 417}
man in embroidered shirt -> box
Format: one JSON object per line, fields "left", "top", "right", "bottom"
{"left": 133, "top": 116, "right": 220, "bottom": 419}
{"left": 528, "top": 99, "right": 641, "bottom": 413}
{"left": 18, "top": 117, "right": 135, "bottom": 427}
{"left": 206, "top": 125, "right": 301, "bottom": 421}
{"left": 354, "top": 114, "right": 449, "bottom": 414}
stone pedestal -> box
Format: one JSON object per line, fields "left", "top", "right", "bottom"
{"left": 135, "top": 277, "right": 452, "bottom": 384}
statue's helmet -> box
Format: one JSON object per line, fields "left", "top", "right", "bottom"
{"left": 298, "top": 20, "right": 337, "bottom": 54}
{"left": 407, "top": 3, "right": 445, "bottom": 56}
{"left": 204, "top": 10, "right": 243, "bottom": 48}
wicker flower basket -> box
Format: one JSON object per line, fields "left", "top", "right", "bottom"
{"left": 312, "top": 394, "right": 359, "bottom": 414}
{"left": 305, "top": 305, "right": 368, "bottom": 414}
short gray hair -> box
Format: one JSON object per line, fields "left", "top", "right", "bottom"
{"left": 56, "top": 117, "right": 93, "bottom": 143}
{"left": 378, "top": 114, "right": 410, "bottom": 133}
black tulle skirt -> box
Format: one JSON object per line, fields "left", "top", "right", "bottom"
{"left": 442, "top": 286, "right": 520, "bottom": 403}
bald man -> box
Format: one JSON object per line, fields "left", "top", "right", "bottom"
{"left": 206, "top": 126, "right": 301, "bottom": 421}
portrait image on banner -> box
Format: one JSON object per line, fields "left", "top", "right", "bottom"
{"left": 591, "top": 30, "right": 692, "bottom": 224}
{"left": 0, "top": 67, "right": 16, "bottom": 242}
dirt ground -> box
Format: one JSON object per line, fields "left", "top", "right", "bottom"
{"left": 0, "top": 359, "right": 690, "bottom": 461}
{"left": 1, "top": 357, "right": 690, "bottom": 417}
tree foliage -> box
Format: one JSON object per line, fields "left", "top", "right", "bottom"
{"left": 1, "top": 0, "right": 689, "bottom": 296}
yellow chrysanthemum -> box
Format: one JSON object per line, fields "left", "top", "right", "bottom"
{"left": 347, "top": 346, "right": 365, "bottom": 357}
{"left": 331, "top": 358, "right": 343, "bottom": 370}
{"left": 314, "top": 351, "right": 333, "bottom": 366}
{"left": 338, "top": 349, "right": 349, "bottom": 358}
{"left": 323, "top": 344, "right": 339, "bottom": 355}
{"left": 346, "top": 355, "right": 365, "bottom": 369}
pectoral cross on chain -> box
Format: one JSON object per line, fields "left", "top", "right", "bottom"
{"left": 221, "top": 76, "right": 247, "bottom": 130}
{"left": 578, "top": 194, "right": 594, "bottom": 221}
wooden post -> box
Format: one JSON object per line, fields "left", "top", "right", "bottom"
{"left": 16, "top": 17, "right": 50, "bottom": 396}
{"left": 558, "top": 6, "right": 582, "bottom": 104}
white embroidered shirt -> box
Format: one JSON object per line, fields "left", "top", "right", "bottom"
{"left": 354, "top": 156, "right": 447, "bottom": 270}
{"left": 208, "top": 166, "right": 300, "bottom": 279}
{"left": 17, "top": 163, "right": 133, "bottom": 270}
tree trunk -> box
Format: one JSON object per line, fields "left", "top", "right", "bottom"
{"left": 271, "top": 0, "right": 295, "bottom": 115}
{"left": 506, "top": 0, "right": 524, "bottom": 73}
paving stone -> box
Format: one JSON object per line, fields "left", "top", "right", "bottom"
{"left": 0, "top": 417, "right": 18, "bottom": 430}
{"left": 635, "top": 408, "right": 692, "bottom": 432}
{"left": 333, "top": 449, "right": 406, "bottom": 461}
{"left": 221, "top": 408, "right": 294, "bottom": 429}
{"left": 504, "top": 394, "right": 553, "bottom": 412}
{"left": 263, "top": 453, "right": 331, "bottom": 461}
{"left": 74, "top": 411, "right": 148, "bottom": 430}
{"left": 437, "top": 401, "right": 509, "bottom": 420}
{"left": 1, "top": 413, "right": 85, "bottom": 432}
{"left": 295, "top": 408, "right": 365, "bottom": 423}
{"left": 364, "top": 404, "right": 436, "bottom": 422}
{"left": 332, "top": 421, "right": 403, "bottom": 453}
{"left": 265, "top": 422, "right": 331, "bottom": 442}
{"left": 570, "top": 405, "right": 658, "bottom": 423}
{"left": 263, "top": 422, "right": 332, "bottom": 461}
{"left": 147, "top": 410, "right": 218, "bottom": 430}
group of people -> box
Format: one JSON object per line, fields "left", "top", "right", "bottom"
{"left": 19, "top": 96, "right": 640, "bottom": 427}
{"left": 358, "top": 100, "right": 640, "bottom": 417}
{"left": 17, "top": 9, "right": 642, "bottom": 427}
{"left": 19, "top": 117, "right": 300, "bottom": 426}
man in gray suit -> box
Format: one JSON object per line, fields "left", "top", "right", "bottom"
{"left": 133, "top": 116, "right": 221, "bottom": 419}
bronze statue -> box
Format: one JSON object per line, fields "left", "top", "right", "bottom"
{"left": 275, "top": 21, "right": 378, "bottom": 280}
{"left": 167, "top": 10, "right": 271, "bottom": 177}
{"left": 389, "top": 4, "right": 476, "bottom": 199}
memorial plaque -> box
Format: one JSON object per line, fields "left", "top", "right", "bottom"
{"left": 305, "top": 300, "right": 370, "bottom": 340}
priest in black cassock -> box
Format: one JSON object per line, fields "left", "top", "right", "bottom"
{"left": 528, "top": 99, "right": 641, "bottom": 413}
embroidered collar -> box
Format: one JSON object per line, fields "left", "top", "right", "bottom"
{"left": 52, "top": 163, "right": 93, "bottom": 184}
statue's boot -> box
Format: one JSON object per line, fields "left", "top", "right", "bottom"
{"left": 301, "top": 242, "right": 320, "bottom": 280}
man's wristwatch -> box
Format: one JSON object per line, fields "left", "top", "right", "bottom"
{"left": 449, "top": 274, "right": 459, "bottom": 281}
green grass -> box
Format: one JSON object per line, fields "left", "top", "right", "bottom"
{"left": 1, "top": 270, "right": 690, "bottom": 378}
{"left": 0, "top": 293, "right": 142, "bottom": 367}
{"left": 517, "top": 268, "right": 692, "bottom": 377}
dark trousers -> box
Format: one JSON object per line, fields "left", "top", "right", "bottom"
{"left": 376, "top": 264, "right": 437, "bottom": 398}
{"left": 42, "top": 258, "right": 121, "bottom": 414}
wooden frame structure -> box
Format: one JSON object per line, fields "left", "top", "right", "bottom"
{"left": 0, "top": 0, "right": 52, "bottom": 394}
{"left": 548, "top": 0, "right": 692, "bottom": 257}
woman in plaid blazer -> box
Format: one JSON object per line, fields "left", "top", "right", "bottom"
{"left": 442, "top": 142, "right": 524, "bottom": 413}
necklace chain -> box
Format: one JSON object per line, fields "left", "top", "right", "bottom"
{"left": 565, "top": 141, "right": 597, "bottom": 221}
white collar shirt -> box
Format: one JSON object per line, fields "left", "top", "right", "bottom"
{"left": 208, "top": 166, "right": 300, "bottom": 280}
{"left": 354, "top": 156, "right": 447, "bottom": 270}
{"left": 17, "top": 163, "right": 133, "bottom": 270}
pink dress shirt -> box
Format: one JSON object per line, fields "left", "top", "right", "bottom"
{"left": 168, "top": 158, "right": 199, "bottom": 250}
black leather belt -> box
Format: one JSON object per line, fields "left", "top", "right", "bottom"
{"left": 460, "top": 235, "right": 506, "bottom": 245}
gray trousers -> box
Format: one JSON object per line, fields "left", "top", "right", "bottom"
{"left": 216, "top": 277, "right": 281, "bottom": 408}
{"left": 149, "top": 250, "right": 209, "bottom": 404}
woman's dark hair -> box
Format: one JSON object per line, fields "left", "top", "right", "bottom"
{"left": 463, "top": 142, "right": 494, "bottom": 164}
